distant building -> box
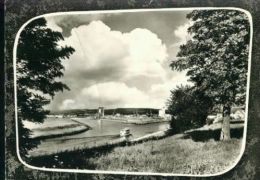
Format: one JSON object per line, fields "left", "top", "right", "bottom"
{"left": 207, "top": 106, "right": 245, "bottom": 124}
{"left": 46, "top": 115, "right": 55, "bottom": 118}
{"left": 231, "top": 107, "right": 245, "bottom": 121}
{"left": 65, "top": 114, "right": 77, "bottom": 118}
{"left": 213, "top": 113, "right": 223, "bottom": 123}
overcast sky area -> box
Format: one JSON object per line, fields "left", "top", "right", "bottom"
{"left": 44, "top": 10, "right": 192, "bottom": 110}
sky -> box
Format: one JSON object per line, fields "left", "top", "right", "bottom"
{"left": 44, "top": 10, "right": 192, "bottom": 110}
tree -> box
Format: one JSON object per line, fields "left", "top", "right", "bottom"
{"left": 167, "top": 85, "right": 213, "bottom": 134}
{"left": 17, "top": 18, "right": 75, "bottom": 157}
{"left": 171, "top": 10, "right": 250, "bottom": 140}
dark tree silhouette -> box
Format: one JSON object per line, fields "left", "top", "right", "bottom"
{"left": 17, "top": 18, "right": 75, "bottom": 156}
{"left": 171, "top": 10, "right": 250, "bottom": 140}
{"left": 167, "top": 85, "right": 213, "bottom": 134}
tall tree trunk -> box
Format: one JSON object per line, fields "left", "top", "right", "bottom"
{"left": 220, "top": 104, "right": 231, "bottom": 140}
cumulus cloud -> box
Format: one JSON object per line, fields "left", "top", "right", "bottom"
{"left": 79, "top": 82, "right": 151, "bottom": 108}
{"left": 60, "top": 99, "right": 76, "bottom": 110}
{"left": 149, "top": 71, "right": 192, "bottom": 105}
{"left": 61, "top": 21, "right": 168, "bottom": 80}
{"left": 167, "top": 22, "right": 193, "bottom": 62}
{"left": 46, "top": 19, "right": 190, "bottom": 110}
{"left": 46, "top": 17, "right": 63, "bottom": 32}
{"left": 173, "top": 22, "right": 192, "bottom": 44}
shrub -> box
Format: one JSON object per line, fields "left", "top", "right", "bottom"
{"left": 167, "top": 85, "right": 213, "bottom": 134}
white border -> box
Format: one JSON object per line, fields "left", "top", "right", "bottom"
{"left": 13, "top": 7, "right": 253, "bottom": 177}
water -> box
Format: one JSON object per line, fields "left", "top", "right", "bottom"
{"left": 63, "top": 118, "right": 169, "bottom": 138}
{"left": 29, "top": 118, "right": 169, "bottom": 157}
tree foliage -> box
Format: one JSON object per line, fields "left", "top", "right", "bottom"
{"left": 170, "top": 10, "right": 250, "bottom": 140}
{"left": 17, "top": 18, "right": 75, "bottom": 156}
{"left": 171, "top": 10, "right": 250, "bottom": 107}
{"left": 167, "top": 85, "right": 213, "bottom": 133}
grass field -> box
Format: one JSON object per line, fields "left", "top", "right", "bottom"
{"left": 88, "top": 136, "right": 242, "bottom": 175}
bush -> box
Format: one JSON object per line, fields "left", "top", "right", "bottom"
{"left": 167, "top": 85, "right": 213, "bottom": 134}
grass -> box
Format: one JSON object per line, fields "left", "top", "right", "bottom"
{"left": 28, "top": 134, "right": 121, "bottom": 157}
{"left": 31, "top": 125, "right": 89, "bottom": 140}
{"left": 23, "top": 117, "right": 78, "bottom": 130}
{"left": 28, "top": 122, "right": 244, "bottom": 175}
{"left": 29, "top": 131, "right": 243, "bottom": 175}
{"left": 23, "top": 117, "right": 91, "bottom": 140}
{"left": 88, "top": 136, "right": 242, "bottom": 174}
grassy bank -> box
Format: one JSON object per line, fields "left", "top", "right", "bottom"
{"left": 28, "top": 134, "right": 121, "bottom": 157}
{"left": 29, "top": 125, "right": 243, "bottom": 175}
{"left": 88, "top": 136, "right": 242, "bottom": 174}
{"left": 24, "top": 118, "right": 90, "bottom": 140}
{"left": 32, "top": 125, "right": 89, "bottom": 140}
{"left": 28, "top": 121, "right": 244, "bottom": 174}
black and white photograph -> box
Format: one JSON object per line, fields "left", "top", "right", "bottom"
{"left": 14, "top": 8, "right": 251, "bottom": 175}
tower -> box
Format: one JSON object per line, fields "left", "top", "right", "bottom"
{"left": 159, "top": 107, "right": 166, "bottom": 118}
{"left": 98, "top": 107, "right": 105, "bottom": 118}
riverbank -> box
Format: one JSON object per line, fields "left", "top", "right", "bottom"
{"left": 31, "top": 125, "right": 89, "bottom": 140}
{"left": 86, "top": 117, "right": 170, "bottom": 125}
{"left": 29, "top": 122, "right": 244, "bottom": 175}
{"left": 28, "top": 129, "right": 168, "bottom": 157}
{"left": 88, "top": 122, "right": 244, "bottom": 174}
{"left": 24, "top": 118, "right": 90, "bottom": 140}
{"left": 29, "top": 133, "right": 242, "bottom": 175}
{"left": 27, "top": 118, "right": 169, "bottom": 157}
{"left": 125, "top": 118, "right": 170, "bottom": 125}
